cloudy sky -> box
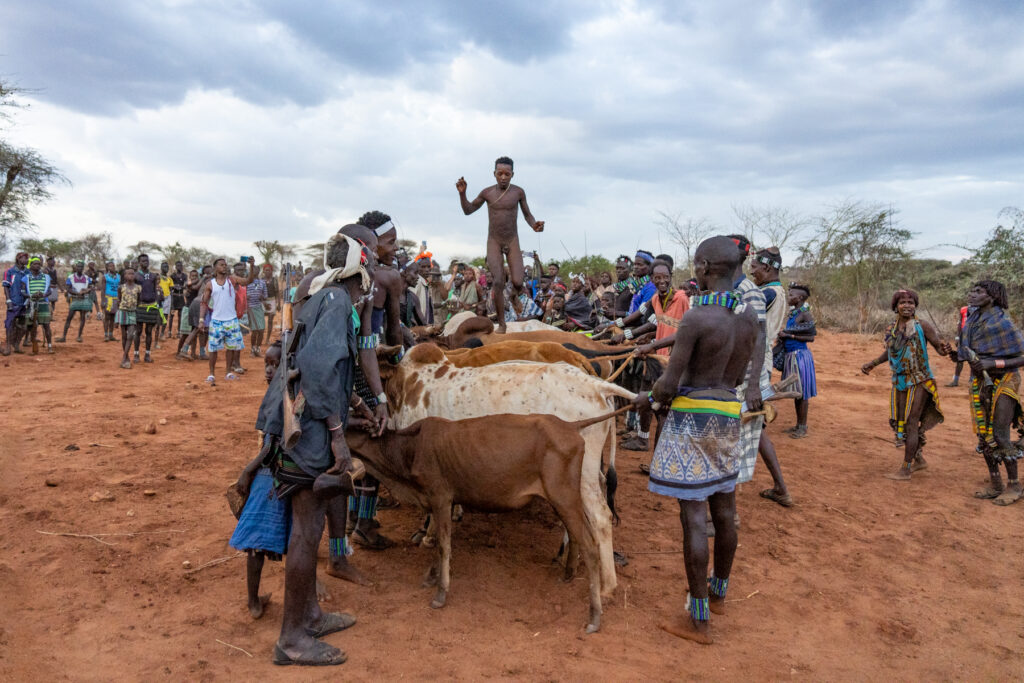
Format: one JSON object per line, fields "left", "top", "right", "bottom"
{"left": 1, "top": 0, "right": 1021, "bottom": 267}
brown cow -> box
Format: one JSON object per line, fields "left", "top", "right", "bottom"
{"left": 378, "top": 342, "right": 635, "bottom": 595}
{"left": 441, "top": 340, "right": 597, "bottom": 375}
{"left": 343, "top": 406, "right": 629, "bottom": 633}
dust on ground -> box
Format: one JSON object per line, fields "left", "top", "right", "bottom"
{"left": 0, "top": 328, "right": 1020, "bottom": 680}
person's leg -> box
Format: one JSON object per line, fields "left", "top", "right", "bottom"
{"left": 247, "top": 550, "right": 269, "bottom": 619}
{"left": 76, "top": 310, "right": 87, "bottom": 340}
{"left": 486, "top": 239, "right": 507, "bottom": 333}
{"left": 947, "top": 361, "right": 964, "bottom": 387}
{"left": 794, "top": 399, "right": 808, "bottom": 428}
{"left": 707, "top": 490, "right": 738, "bottom": 614}
{"left": 42, "top": 323, "right": 52, "bottom": 347}
{"left": 276, "top": 488, "right": 344, "bottom": 664}
{"left": 208, "top": 350, "right": 218, "bottom": 380}
{"left": 992, "top": 395, "right": 1023, "bottom": 505}
{"left": 58, "top": 309, "right": 73, "bottom": 341}
{"left": 886, "top": 387, "right": 926, "bottom": 480}
{"left": 325, "top": 496, "right": 370, "bottom": 585}
{"left": 144, "top": 322, "right": 154, "bottom": 356}
{"left": 659, "top": 498, "right": 713, "bottom": 644}
{"left": 352, "top": 474, "right": 393, "bottom": 550}
{"left": 757, "top": 429, "right": 791, "bottom": 503}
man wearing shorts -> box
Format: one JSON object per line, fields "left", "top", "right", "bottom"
{"left": 199, "top": 257, "right": 256, "bottom": 384}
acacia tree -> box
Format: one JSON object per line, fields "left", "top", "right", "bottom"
{"left": 0, "top": 80, "right": 69, "bottom": 252}
{"left": 961, "top": 206, "right": 1024, "bottom": 304}
{"left": 797, "top": 200, "right": 913, "bottom": 333}
{"left": 656, "top": 210, "right": 713, "bottom": 276}
{"left": 732, "top": 204, "right": 809, "bottom": 251}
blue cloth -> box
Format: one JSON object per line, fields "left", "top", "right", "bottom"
{"left": 104, "top": 273, "right": 121, "bottom": 298}
{"left": 648, "top": 396, "right": 742, "bottom": 500}
{"left": 3, "top": 266, "right": 27, "bottom": 305}
{"left": 229, "top": 468, "right": 291, "bottom": 555}
{"left": 960, "top": 305, "right": 1024, "bottom": 360}
{"left": 629, "top": 279, "right": 656, "bottom": 314}
{"left": 783, "top": 306, "right": 816, "bottom": 399}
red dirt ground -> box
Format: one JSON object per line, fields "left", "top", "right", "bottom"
{"left": 1, "top": 325, "right": 1022, "bottom": 680}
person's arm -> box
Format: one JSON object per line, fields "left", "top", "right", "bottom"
{"left": 518, "top": 190, "right": 544, "bottom": 232}
{"left": 611, "top": 321, "right": 656, "bottom": 345}
{"left": 919, "top": 319, "right": 946, "bottom": 354}
{"left": 456, "top": 177, "right": 485, "bottom": 215}
{"left": 780, "top": 311, "right": 816, "bottom": 342}
{"left": 744, "top": 318, "right": 766, "bottom": 412}
{"left": 861, "top": 349, "right": 889, "bottom": 374}
{"left": 636, "top": 336, "right": 676, "bottom": 356}
{"left": 976, "top": 355, "right": 1024, "bottom": 373}
{"left": 644, "top": 316, "right": 699, "bottom": 408}
{"left": 383, "top": 273, "right": 403, "bottom": 347}
{"left": 198, "top": 280, "right": 211, "bottom": 326}
{"left": 356, "top": 301, "right": 390, "bottom": 436}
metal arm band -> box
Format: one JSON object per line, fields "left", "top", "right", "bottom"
{"left": 356, "top": 334, "right": 379, "bottom": 349}
{"left": 615, "top": 318, "right": 624, "bottom": 328}
{"left": 624, "top": 328, "right": 634, "bottom": 340}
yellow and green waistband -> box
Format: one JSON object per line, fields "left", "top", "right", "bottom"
{"left": 670, "top": 396, "right": 742, "bottom": 419}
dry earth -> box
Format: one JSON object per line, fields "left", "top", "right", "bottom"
{"left": 1, "top": 324, "right": 1022, "bottom": 680}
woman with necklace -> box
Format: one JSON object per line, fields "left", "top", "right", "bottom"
{"left": 862, "top": 289, "right": 945, "bottom": 480}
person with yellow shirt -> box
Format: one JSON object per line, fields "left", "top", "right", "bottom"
{"left": 157, "top": 261, "right": 174, "bottom": 345}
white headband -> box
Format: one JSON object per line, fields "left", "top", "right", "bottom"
{"left": 309, "top": 234, "right": 371, "bottom": 296}
{"left": 372, "top": 220, "right": 395, "bottom": 234}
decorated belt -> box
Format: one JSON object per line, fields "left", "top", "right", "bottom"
{"left": 670, "top": 395, "right": 741, "bottom": 418}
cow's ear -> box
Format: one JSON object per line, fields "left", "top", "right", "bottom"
{"left": 376, "top": 344, "right": 402, "bottom": 362}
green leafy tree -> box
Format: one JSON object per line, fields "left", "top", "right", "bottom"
{"left": 0, "top": 80, "right": 70, "bottom": 249}
{"left": 796, "top": 201, "right": 914, "bottom": 333}
{"left": 959, "top": 206, "right": 1024, "bottom": 307}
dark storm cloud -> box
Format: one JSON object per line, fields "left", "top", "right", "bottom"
{"left": 0, "top": 0, "right": 586, "bottom": 114}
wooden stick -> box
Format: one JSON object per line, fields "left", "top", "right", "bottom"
{"left": 36, "top": 531, "right": 115, "bottom": 546}
{"left": 88, "top": 443, "right": 115, "bottom": 448}
{"left": 36, "top": 529, "right": 186, "bottom": 546}
{"left": 726, "top": 589, "right": 760, "bottom": 603}
{"left": 185, "top": 553, "right": 244, "bottom": 575}
{"left": 215, "top": 639, "right": 253, "bottom": 658}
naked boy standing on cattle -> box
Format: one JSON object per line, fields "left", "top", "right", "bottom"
{"left": 635, "top": 236, "right": 757, "bottom": 645}
{"left": 456, "top": 156, "right": 544, "bottom": 333}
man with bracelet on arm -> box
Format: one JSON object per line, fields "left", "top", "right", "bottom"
{"left": 258, "top": 229, "right": 378, "bottom": 666}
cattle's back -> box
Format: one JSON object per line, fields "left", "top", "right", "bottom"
{"left": 390, "top": 360, "right": 634, "bottom": 429}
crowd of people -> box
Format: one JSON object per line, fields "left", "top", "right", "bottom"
{"left": 2, "top": 157, "right": 1018, "bottom": 665}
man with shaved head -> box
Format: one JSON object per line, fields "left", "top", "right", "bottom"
{"left": 635, "top": 236, "right": 758, "bottom": 645}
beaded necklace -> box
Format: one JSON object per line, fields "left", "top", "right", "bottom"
{"left": 692, "top": 291, "right": 740, "bottom": 312}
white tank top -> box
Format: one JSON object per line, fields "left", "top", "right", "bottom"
{"left": 210, "top": 278, "right": 236, "bottom": 322}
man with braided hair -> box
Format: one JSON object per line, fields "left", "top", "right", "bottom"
{"left": 633, "top": 236, "right": 758, "bottom": 645}
{"left": 942, "top": 280, "right": 1024, "bottom": 505}
{"left": 455, "top": 156, "right": 545, "bottom": 334}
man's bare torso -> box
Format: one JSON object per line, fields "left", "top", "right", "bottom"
{"left": 482, "top": 183, "right": 525, "bottom": 245}
{"left": 679, "top": 306, "right": 758, "bottom": 393}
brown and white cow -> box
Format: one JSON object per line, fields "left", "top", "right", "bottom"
{"left": 380, "top": 342, "right": 635, "bottom": 595}
{"left": 441, "top": 340, "right": 597, "bottom": 376}
{"left": 343, "top": 406, "right": 629, "bottom": 633}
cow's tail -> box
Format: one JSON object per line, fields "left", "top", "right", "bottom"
{"left": 571, "top": 403, "right": 631, "bottom": 526}
{"left": 569, "top": 403, "right": 632, "bottom": 431}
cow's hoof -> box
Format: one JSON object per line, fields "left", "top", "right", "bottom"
{"left": 430, "top": 590, "right": 447, "bottom": 609}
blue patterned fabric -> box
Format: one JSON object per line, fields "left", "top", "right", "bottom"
{"left": 960, "top": 306, "right": 1024, "bottom": 360}
{"left": 648, "top": 399, "right": 742, "bottom": 500}
{"left": 229, "top": 468, "right": 291, "bottom": 555}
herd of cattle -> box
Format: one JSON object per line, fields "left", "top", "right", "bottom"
{"left": 342, "top": 311, "right": 670, "bottom": 633}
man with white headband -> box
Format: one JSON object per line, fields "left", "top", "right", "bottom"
{"left": 347, "top": 211, "right": 406, "bottom": 551}
{"left": 257, "top": 229, "right": 376, "bottom": 666}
